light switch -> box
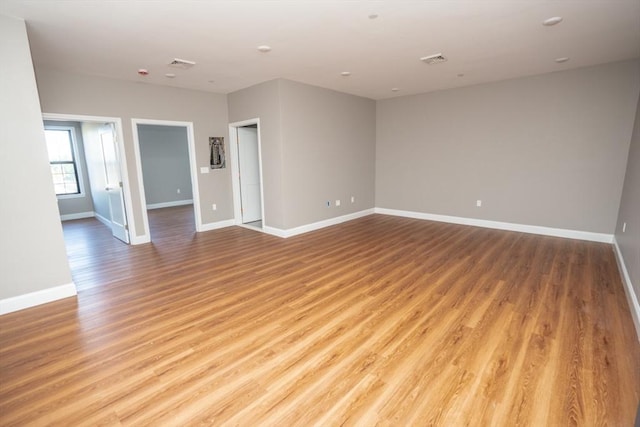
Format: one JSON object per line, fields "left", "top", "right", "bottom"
{"left": 200, "top": 167, "right": 210, "bottom": 174}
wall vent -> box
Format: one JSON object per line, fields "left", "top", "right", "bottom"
{"left": 420, "top": 53, "right": 447, "bottom": 65}
{"left": 168, "top": 58, "right": 196, "bottom": 69}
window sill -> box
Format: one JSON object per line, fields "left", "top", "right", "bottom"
{"left": 57, "top": 193, "right": 85, "bottom": 200}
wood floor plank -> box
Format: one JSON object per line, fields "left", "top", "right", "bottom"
{"left": 1, "top": 206, "right": 638, "bottom": 426}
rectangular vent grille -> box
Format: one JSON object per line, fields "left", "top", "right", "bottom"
{"left": 168, "top": 58, "right": 196, "bottom": 69}
{"left": 420, "top": 53, "right": 447, "bottom": 65}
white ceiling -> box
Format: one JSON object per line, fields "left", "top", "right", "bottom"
{"left": 2, "top": 1, "right": 639, "bottom": 100}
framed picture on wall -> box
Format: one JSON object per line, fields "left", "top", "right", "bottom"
{"left": 209, "top": 137, "right": 225, "bottom": 169}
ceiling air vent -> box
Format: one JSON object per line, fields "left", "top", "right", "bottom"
{"left": 420, "top": 53, "right": 447, "bottom": 65}
{"left": 168, "top": 58, "right": 196, "bottom": 69}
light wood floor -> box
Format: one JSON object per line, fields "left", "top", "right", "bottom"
{"left": 1, "top": 206, "right": 639, "bottom": 426}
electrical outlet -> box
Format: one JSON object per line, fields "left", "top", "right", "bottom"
{"left": 177, "top": 188, "right": 181, "bottom": 194}
{"left": 212, "top": 204, "right": 217, "bottom": 211}
{"left": 476, "top": 200, "right": 482, "bottom": 207}
{"left": 336, "top": 199, "right": 341, "bottom": 206}
{"left": 351, "top": 196, "right": 355, "bottom": 203}
{"left": 200, "top": 167, "right": 209, "bottom": 174}
{"left": 623, "top": 222, "right": 627, "bottom": 233}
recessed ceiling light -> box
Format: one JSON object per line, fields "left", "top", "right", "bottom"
{"left": 257, "top": 45, "right": 272, "bottom": 53}
{"left": 341, "top": 71, "right": 351, "bottom": 77}
{"left": 137, "top": 68, "right": 149, "bottom": 76}
{"left": 368, "top": 13, "right": 378, "bottom": 19}
{"left": 391, "top": 88, "right": 399, "bottom": 92}
{"left": 165, "top": 73, "right": 176, "bottom": 78}
{"left": 543, "top": 16, "right": 563, "bottom": 26}
{"left": 555, "top": 57, "right": 570, "bottom": 63}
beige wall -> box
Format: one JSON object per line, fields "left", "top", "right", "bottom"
{"left": 4, "top": 14, "right": 637, "bottom": 313}
{"left": 616, "top": 94, "right": 640, "bottom": 302}
{"left": 137, "top": 124, "right": 193, "bottom": 205}
{"left": 0, "top": 15, "right": 73, "bottom": 300}
{"left": 376, "top": 60, "right": 640, "bottom": 234}
{"left": 35, "top": 68, "right": 231, "bottom": 237}
{"left": 81, "top": 122, "right": 112, "bottom": 220}
{"left": 228, "top": 79, "right": 376, "bottom": 230}
{"left": 279, "top": 80, "right": 375, "bottom": 228}
{"left": 228, "top": 80, "right": 286, "bottom": 228}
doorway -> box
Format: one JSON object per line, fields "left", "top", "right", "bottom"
{"left": 42, "top": 113, "right": 134, "bottom": 245}
{"left": 229, "top": 119, "right": 265, "bottom": 230}
{"left": 131, "top": 119, "right": 201, "bottom": 241}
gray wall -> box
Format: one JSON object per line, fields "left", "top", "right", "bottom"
{"left": 137, "top": 124, "right": 193, "bottom": 206}
{"left": 228, "top": 80, "right": 286, "bottom": 229}
{"left": 279, "top": 80, "right": 375, "bottom": 229}
{"left": 376, "top": 60, "right": 640, "bottom": 234}
{"left": 43, "top": 120, "right": 94, "bottom": 216}
{"left": 616, "top": 94, "right": 640, "bottom": 304}
{"left": 228, "top": 79, "right": 376, "bottom": 230}
{"left": 35, "top": 68, "right": 231, "bottom": 237}
{"left": 0, "top": 15, "right": 73, "bottom": 300}
{"left": 81, "top": 122, "right": 111, "bottom": 221}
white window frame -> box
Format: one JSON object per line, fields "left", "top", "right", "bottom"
{"left": 44, "top": 125, "right": 86, "bottom": 199}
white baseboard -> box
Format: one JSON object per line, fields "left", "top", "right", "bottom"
{"left": 146, "top": 199, "right": 193, "bottom": 210}
{"left": 263, "top": 226, "right": 288, "bottom": 238}
{"left": 0, "top": 282, "right": 77, "bottom": 315}
{"left": 374, "top": 208, "right": 614, "bottom": 243}
{"left": 200, "top": 219, "right": 235, "bottom": 232}
{"left": 613, "top": 237, "right": 640, "bottom": 342}
{"left": 92, "top": 210, "right": 148, "bottom": 245}
{"left": 264, "top": 209, "right": 375, "bottom": 238}
{"left": 127, "top": 218, "right": 235, "bottom": 244}
{"left": 60, "top": 211, "right": 94, "bottom": 221}
{"left": 94, "top": 212, "right": 111, "bottom": 227}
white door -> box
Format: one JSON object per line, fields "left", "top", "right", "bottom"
{"left": 237, "top": 127, "right": 262, "bottom": 224}
{"left": 100, "top": 124, "right": 130, "bottom": 243}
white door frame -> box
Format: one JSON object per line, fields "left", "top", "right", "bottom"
{"left": 42, "top": 113, "right": 140, "bottom": 244}
{"left": 228, "top": 118, "right": 266, "bottom": 228}
{"left": 131, "top": 119, "right": 201, "bottom": 239}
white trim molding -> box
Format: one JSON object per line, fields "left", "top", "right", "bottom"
{"left": 263, "top": 226, "right": 288, "bottom": 238}
{"left": 60, "top": 211, "right": 94, "bottom": 221}
{"left": 0, "top": 283, "right": 77, "bottom": 315}
{"left": 146, "top": 200, "right": 193, "bottom": 210}
{"left": 228, "top": 118, "right": 266, "bottom": 229}
{"left": 374, "top": 208, "right": 614, "bottom": 243}
{"left": 131, "top": 118, "right": 202, "bottom": 241}
{"left": 613, "top": 237, "right": 640, "bottom": 342}
{"left": 265, "top": 209, "right": 375, "bottom": 238}
{"left": 200, "top": 219, "right": 236, "bottom": 232}
{"left": 130, "top": 234, "right": 151, "bottom": 245}
{"left": 42, "top": 113, "right": 138, "bottom": 245}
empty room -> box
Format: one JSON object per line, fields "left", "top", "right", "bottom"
{"left": 1, "top": 1, "right": 639, "bottom": 425}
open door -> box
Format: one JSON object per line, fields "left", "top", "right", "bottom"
{"left": 237, "top": 127, "right": 262, "bottom": 224}
{"left": 100, "top": 124, "right": 130, "bottom": 243}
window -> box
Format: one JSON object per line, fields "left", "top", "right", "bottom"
{"left": 44, "top": 127, "right": 83, "bottom": 197}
